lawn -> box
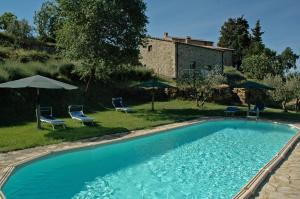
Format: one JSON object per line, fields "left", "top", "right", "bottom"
{"left": 0, "top": 99, "right": 299, "bottom": 152}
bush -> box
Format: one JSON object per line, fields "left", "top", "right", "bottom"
{"left": 58, "top": 63, "right": 77, "bottom": 79}
{"left": 16, "top": 49, "right": 50, "bottom": 63}
{"left": 0, "top": 47, "right": 11, "bottom": 59}
{"left": 0, "top": 60, "right": 67, "bottom": 81}
{"left": 0, "top": 32, "right": 15, "bottom": 47}
{"left": 241, "top": 54, "right": 272, "bottom": 80}
{"left": 111, "top": 66, "right": 153, "bottom": 81}
{"left": 0, "top": 66, "right": 9, "bottom": 82}
{"left": 223, "top": 66, "right": 246, "bottom": 84}
{"left": 1, "top": 63, "right": 29, "bottom": 80}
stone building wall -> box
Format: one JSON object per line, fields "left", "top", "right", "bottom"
{"left": 223, "top": 51, "right": 233, "bottom": 66}
{"left": 139, "top": 38, "right": 176, "bottom": 78}
{"left": 139, "top": 37, "right": 233, "bottom": 79}
{"left": 177, "top": 43, "right": 233, "bottom": 77}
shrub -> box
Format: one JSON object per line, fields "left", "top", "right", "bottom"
{"left": 111, "top": 66, "right": 153, "bottom": 81}
{"left": 0, "top": 47, "right": 11, "bottom": 59}
{"left": 57, "top": 63, "right": 78, "bottom": 80}
{"left": 264, "top": 75, "right": 292, "bottom": 112}
{"left": 241, "top": 54, "right": 272, "bottom": 80}
{"left": 0, "top": 66, "right": 9, "bottom": 82}
{"left": 223, "top": 66, "right": 246, "bottom": 84}
{"left": 16, "top": 49, "right": 50, "bottom": 63}
{"left": 1, "top": 62, "right": 29, "bottom": 80}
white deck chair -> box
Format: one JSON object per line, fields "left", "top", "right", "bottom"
{"left": 40, "top": 107, "right": 66, "bottom": 130}
{"left": 68, "top": 105, "right": 95, "bottom": 125}
{"left": 112, "top": 97, "right": 132, "bottom": 113}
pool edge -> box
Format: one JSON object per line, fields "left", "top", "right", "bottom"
{"left": 0, "top": 190, "right": 6, "bottom": 199}
{"left": 233, "top": 130, "right": 300, "bottom": 199}
{"left": 0, "top": 117, "right": 299, "bottom": 199}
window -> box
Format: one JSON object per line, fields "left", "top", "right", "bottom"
{"left": 190, "top": 61, "right": 196, "bottom": 69}
{"left": 148, "top": 45, "right": 152, "bottom": 52}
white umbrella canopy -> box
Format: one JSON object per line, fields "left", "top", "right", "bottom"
{"left": 0, "top": 75, "right": 78, "bottom": 129}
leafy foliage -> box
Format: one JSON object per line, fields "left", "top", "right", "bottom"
{"left": 6, "top": 19, "right": 33, "bottom": 40}
{"left": 218, "top": 16, "right": 251, "bottom": 67}
{"left": 251, "top": 20, "right": 264, "bottom": 43}
{"left": 264, "top": 75, "right": 292, "bottom": 111}
{"left": 178, "top": 69, "right": 227, "bottom": 107}
{"left": 0, "top": 12, "right": 17, "bottom": 30}
{"left": 286, "top": 73, "right": 300, "bottom": 111}
{"left": 34, "top": 1, "right": 61, "bottom": 42}
{"left": 0, "top": 12, "right": 33, "bottom": 40}
{"left": 241, "top": 54, "right": 272, "bottom": 79}
{"left": 279, "top": 47, "right": 299, "bottom": 71}
{"left": 56, "top": 0, "right": 148, "bottom": 92}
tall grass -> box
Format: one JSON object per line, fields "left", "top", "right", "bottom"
{"left": 0, "top": 60, "right": 76, "bottom": 82}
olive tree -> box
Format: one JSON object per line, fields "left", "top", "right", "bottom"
{"left": 287, "top": 73, "right": 300, "bottom": 112}
{"left": 264, "top": 75, "right": 292, "bottom": 112}
{"left": 178, "top": 68, "right": 227, "bottom": 107}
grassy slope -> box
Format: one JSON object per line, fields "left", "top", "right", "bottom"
{"left": 1, "top": 99, "right": 299, "bottom": 152}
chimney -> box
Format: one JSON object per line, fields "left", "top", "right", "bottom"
{"left": 185, "top": 36, "right": 191, "bottom": 44}
{"left": 164, "top": 32, "right": 169, "bottom": 39}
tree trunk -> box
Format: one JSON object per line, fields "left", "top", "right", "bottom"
{"left": 84, "top": 68, "right": 96, "bottom": 103}
{"left": 151, "top": 89, "right": 155, "bottom": 111}
{"left": 85, "top": 68, "right": 95, "bottom": 94}
{"left": 296, "top": 98, "right": 299, "bottom": 112}
{"left": 282, "top": 101, "right": 288, "bottom": 112}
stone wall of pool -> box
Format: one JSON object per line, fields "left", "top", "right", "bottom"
{"left": 0, "top": 117, "right": 299, "bottom": 199}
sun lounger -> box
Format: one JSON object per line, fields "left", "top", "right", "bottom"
{"left": 40, "top": 107, "right": 66, "bottom": 130}
{"left": 68, "top": 105, "right": 95, "bottom": 125}
{"left": 112, "top": 97, "right": 132, "bottom": 113}
{"left": 224, "top": 106, "right": 241, "bottom": 116}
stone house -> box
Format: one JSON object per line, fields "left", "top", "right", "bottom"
{"left": 139, "top": 32, "right": 234, "bottom": 79}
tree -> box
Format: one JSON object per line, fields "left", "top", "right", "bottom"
{"left": 264, "top": 75, "right": 292, "bottom": 112}
{"left": 0, "top": 12, "right": 17, "bottom": 30}
{"left": 178, "top": 69, "right": 227, "bottom": 107}
{"left": 251, "top": 20, "right": 264, "bottom": 43}
{"left": 6, "top": 19, "right": 32, "bottom": 39}
{"left": 279, "top": 47, "right": 299, "bottom": 71}
{"left": 287, "top": 73, "right": 300, "bottom": 112}
{"left": 34, "top": 1, "right": 61, "bottom": 42}
{"left": 246, "top": 41, "right": 265, "bottom": 56}
{"left": 218, "top": 16, "right": 251, "bottom": 68}
{"left": 56, "top": 0, "right": 148, "bottom": 93}
{"left": 242, "top": 46, "right": 299, "bottom": 78}
{"left": 241, "top": 54, "right": 272, "bottom": 80}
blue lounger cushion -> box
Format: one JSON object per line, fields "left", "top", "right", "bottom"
{"left": 70, "top": 111, "right": 94, "bottom": 122}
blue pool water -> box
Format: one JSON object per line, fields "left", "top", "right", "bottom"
{"left": 2, "top": 120, "right": 297, "bottom": 199}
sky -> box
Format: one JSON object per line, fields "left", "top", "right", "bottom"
{"left": 0, "top": 0, "right": 299, "bottom": 67}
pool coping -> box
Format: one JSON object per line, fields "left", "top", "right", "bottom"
{"left": 0, "top": 117, "right": 299, "bottom": 199}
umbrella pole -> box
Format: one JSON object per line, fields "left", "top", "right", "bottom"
{"left": 151, "top": 89, "right": 155, "bottom": 111}
{"left": 36, "top": 88, "right": 41, "bottom": 129}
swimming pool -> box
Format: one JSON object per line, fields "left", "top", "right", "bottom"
{"left": 2, "top": 120, "right": 297, "bottom": 199}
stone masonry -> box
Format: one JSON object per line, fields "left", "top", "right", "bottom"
{"left": 139, "top": 33, "right": 233, "bottom": 79}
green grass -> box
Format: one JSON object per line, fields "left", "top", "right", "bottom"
{"left": 0, "top": 99, "right": 299, "bottom": 152}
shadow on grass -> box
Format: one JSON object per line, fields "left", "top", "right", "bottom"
{"left": 45, "top": 124, "right": 129, "bottom": 142}
{"left": 263, "top": 111, "right": 300, "bottom": 123}
{"left": 132, "top": 107, "right": 227, "bottom": 123}
{"left": 133, "top": 107, "right": 300, "bottom": 124}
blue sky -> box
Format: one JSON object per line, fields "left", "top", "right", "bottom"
{"left": 1, "top": 0, "right": 299, "bottom": 67}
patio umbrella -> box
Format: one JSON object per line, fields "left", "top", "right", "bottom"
{"left": 0, "top": 75, "right": 78, "bottom": 129}
{"left": 136, "top": 79, "right": 175, "bottom": 111}
{"left": 234, "top": 81, "right": 274, "bottom": 111}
